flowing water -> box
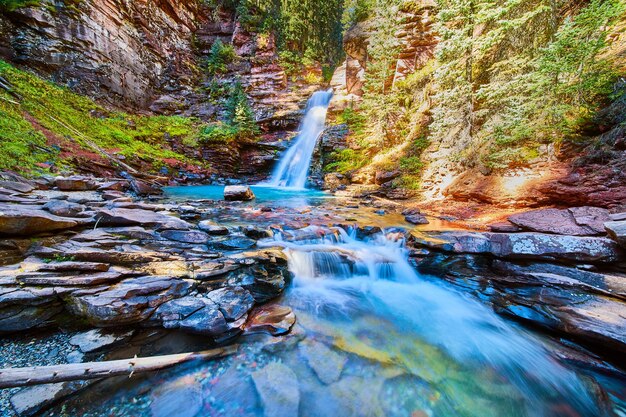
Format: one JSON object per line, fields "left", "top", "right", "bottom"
{"left": 47, "top": 224, "right": 625, "bottom": 417}
{"left": 266, "top": 90, "right": 333, "bottom": 189}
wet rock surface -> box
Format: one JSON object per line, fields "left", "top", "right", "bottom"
{"left": 410, "top": 230, "right": 623, "bottom": 263}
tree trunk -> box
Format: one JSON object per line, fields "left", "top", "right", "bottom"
{"left": 0, "top": 346, "right": 237, "bottom": 389}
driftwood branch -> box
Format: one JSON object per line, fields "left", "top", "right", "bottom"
{"left": 0, "top": 345, "right": 237, "bottom": 389}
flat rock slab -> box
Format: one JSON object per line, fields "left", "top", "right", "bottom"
{"left": 0, "top": 204, "right": 80, "bottom": 235}
{"left": 160, "top": 230, "right": 209, "bottom": 244}
{"left": 66, "top": 276, "right": 192, "bottom": 326}
{"left": 198, "top": 221, "right": 230, "bottom": 235}
{"left": 69, "top": 328, "right": 134, "bottom": 353}
{"left": 210, "top": 236, "right": 256, "bottom": 251}
{"left": 411, "top": 231, "right": 623, "bottom": 263}
{"left": 42, "top": 200, "right": 87, "bottom": 218}
{"left": 152, "top": 296, "right": 229, "bottom": 336}
{"left": 508, "top": 207, "right": 609, "bottom": 236}
{"left": 16, "top": 270, "right": 124, "bottom": 286}
{"left": 605, "top": 220, "right": 626, "bottom": 248}
{"left": 299, "top": 339, "right": 347, "bottom": 385}
{"left": 252, "top": 362, "right": 300, "bottom": 417}
{"left": 150, "top": 376, "right": 203, "bottom": 417}
{"left": 55, "top": 176, "right": 98, "bottom": 191}
{"left": 0, "top": 180, "right": 34, "bottom": 193}
{"left": 94, "top": 208, "right": 191, "bottom": 230}
{"left": 11, "top": 380, "right": 94, "bottom": 417}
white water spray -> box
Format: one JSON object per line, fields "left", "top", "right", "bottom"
{"left": 267, "top": 90, "right": 333, "bottom": 189}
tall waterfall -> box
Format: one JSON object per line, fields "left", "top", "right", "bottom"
{"left": 268, "top": 89, "right": 333, "bottom": 189}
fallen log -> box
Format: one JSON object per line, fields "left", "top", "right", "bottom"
{"left": 0, "top": 345, "right": 237, "bottom": 389}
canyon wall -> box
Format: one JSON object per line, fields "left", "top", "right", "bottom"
{"left": 0, "top": 0, "right": 204, "bottom": 109}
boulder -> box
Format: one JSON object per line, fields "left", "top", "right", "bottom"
{"left": 0, "top": 205, "right": 80, "bottom": 235}
{"left": 66, "top": 276, "right": 192, "bottom": 326}
{"left": 375, "top": 170, "right": 400, "bottom": 185}
{"left": 410, "top": 231, "right": 623, "bottom": 263}
{"left": 198, "top": 221, "right": 230, "bottom": 235}
{"left": 224, "top": 185, "right": 255, "bottom": 201}
{"left": 605, "top": 220, "right": 626, "bottom": 248}
{"left": 55, "top": 176, "right": 98, "bottom": 191}
{"left": 252, "top": 362, "right": 300, "bottom": 417}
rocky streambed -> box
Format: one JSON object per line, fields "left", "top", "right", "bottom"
{"left": 0, "top": 174, "right": 625, "bottom": 416}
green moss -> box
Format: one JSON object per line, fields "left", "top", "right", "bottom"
{"left": 0, "top": 0, "right": 41, "bottom": 11}
{"left": 0, "top": 60, "right": 207, "bottom": 175}
{"left": 325, "top": 148, "right": 368, "bottom": 173}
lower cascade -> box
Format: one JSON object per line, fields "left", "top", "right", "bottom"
{"left": 267, "top": 89, "right": 333, "bottom": 189}
{"left": 255, "top": 226, "right": 604, "bottom": 416}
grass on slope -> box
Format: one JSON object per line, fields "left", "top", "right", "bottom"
{"left": 0, "top": 60, "right": 208, "bottom": 175}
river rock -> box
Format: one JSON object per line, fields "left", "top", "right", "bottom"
{"left": 605, "top": 220, "right": 626, "bottom": 248}
{"left": 252, "top": 362, "right": 300, "bottom": 417}
{"left": 69, "top": 328, "right": 134, "bottom": 353}
{"left": 405, "top": 214, "right": 429, "bottom": 225}
{"left": 0, "top": 205, "right": 80, "bottom": 235}
{"left": 198, "top": 221, "right": 230, "bottom": 235}
{"left": 55, "top": 176, "right": 98, "bottom": 191}
{"left": 299, "top": 339, "right": 347, "bottom": 384}
{"left": 224, "top": 185, "right": 255, "bottom": 201}
{"left": 94, "top": 208, "right": 191, "bottom": 230}
{"left": 66, "top": 276, "right": 192, "bottom": 326}
{"left": 206, "top": 286, "right": 255, "bottom": 321}
{"left": 244, "top": 225, "right": 273, "bottom": 239}
{"left": 244, "top": 305, "right": 296, "bottom": 336}
{"left": 42, "top": 200, "right": 86, "bottom": 217}
{"left": 410, "top": 231, "right": 623, "bottom": 263}
{"left": 160, "top": 229, "right": 210, "bottom": 244}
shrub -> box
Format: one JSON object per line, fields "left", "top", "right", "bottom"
{"left": 205, "top": 39, "right": 237, "bottom": 75}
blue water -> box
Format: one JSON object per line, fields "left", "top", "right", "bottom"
{"left": 164, "top": 185, "right": 331, "bottom": 208}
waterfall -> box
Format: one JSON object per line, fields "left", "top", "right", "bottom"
{"left": 268, "top": 89, "right": 333, "bottom": 189}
